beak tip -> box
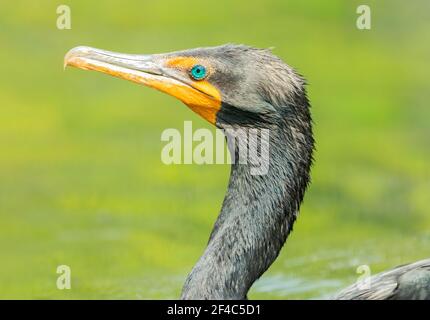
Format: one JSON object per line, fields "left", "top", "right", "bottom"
{"left": 64, "top": 46, "right": 94, "bottom": 70}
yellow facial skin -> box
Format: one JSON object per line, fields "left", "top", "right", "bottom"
{"left": 165, "top": 56, "right": 221, "bottom": 124}
{"left": 64, "top": 47, "right": 221, "bottom": 124}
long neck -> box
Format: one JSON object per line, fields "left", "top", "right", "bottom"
{"left": 181, "top": 109, "right": 313, "bottom": 299}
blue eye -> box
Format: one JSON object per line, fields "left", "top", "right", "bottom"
{"left": 190, "top": 64, "right": 207, "bottom": 80}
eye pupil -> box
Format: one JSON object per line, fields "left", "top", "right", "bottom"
{"left": 190, "top": 65, "right": 207, "bottom": 80}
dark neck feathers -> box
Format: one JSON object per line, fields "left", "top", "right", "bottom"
{"left": 181, "top": 93, "right": 313, "bottom": 299}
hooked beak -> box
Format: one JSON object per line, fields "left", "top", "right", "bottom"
{"left": 64, "top": 46, "right": 221, "bottom": 124}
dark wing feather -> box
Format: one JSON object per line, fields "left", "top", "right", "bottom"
{"left": 334, "top": 258, "right": 430, "bottom": 300}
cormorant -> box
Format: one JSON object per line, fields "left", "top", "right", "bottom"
{"left": 64, "top": 44, "right": 430, "bottom": 300}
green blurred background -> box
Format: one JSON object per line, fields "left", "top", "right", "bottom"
{"left": 0, "top": 0, "right": 429, "bottom": 299}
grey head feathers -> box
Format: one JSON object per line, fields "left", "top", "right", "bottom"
{"left": 170, "top": 44, "right": 309, "bottom": 125}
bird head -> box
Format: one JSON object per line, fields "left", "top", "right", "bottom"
{"left": 64, "top": 44, "right": 308, "bottom": 128}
